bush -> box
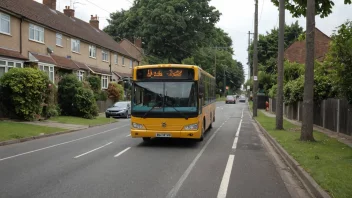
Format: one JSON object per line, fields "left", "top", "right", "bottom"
{"left": 107, "top": 82, "right": 124, "bottom": 102}
{"left": 42, "top": 83, "right": 60, "bottom": 119}
{"left": 58, "top": 74, "right": 82, "bottom": 115}
{"left": 87, "top": 76, "right": 101, "bottom": 92}
{"left": 283, "top": 76, "right": 304, "bottom": 104}
{"left": 268, "top": 84, "right": 277, "bottom": 98}
{"left": 73, "top": 87, "right": 99, "bottom": 119}
{"left": 0, "top": 68, "right": 48, "bottom": 120}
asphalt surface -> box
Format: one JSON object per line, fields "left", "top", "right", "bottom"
{"left": 0, "top": 101, "right": 294, "bottom": 198}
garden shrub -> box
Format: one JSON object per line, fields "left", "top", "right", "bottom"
{"left": 87, "top": 76, "right": 101, "bottom": 92}
{"left": 42, "top": 83, "right": 60, "bottom": 119}
{"left": 0, "top": 68, "right": 48, "bottom": 120}
{"left": 107, "top": 82, "right": 124, "bottom": 102}
{"left": 58, "top": 74, "right": 82, "bottom": 115}
{"left": 73, "top": 87, "right": 99, "bottom": 119}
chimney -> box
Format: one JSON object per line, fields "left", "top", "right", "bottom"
{"left": 43, "top": 0, "right": 56, "bottom": 10}
{"left": 134, "top": 38, "right": 142, "bottom": 48}
{"left": 89, "top": 15, "right": 99, "bottom": 29}
{"left": 63, "top": 6, "right": 75, "bottom": 17}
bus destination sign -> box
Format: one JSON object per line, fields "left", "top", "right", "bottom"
{"left": 137, "top": 68, "right": 194, "bottom": 80}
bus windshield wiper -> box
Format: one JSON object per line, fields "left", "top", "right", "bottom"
{"left": 143, "top": 101, "right": 162, "bottom": 119}
{"left": 164, "top": 102, "right": 188, "bottom": 120}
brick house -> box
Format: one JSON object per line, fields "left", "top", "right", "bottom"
{"left": 284, "top": 27, "right": 331, "bottom": 64}
{"left": 0, "top": 0, "right": 139, "bottom": 89}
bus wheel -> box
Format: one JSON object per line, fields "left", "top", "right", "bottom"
{"left": 143, "top": 137, "right": 151, "bottom": 142}
{"left": 198, "top": 121, "right": 205, "bottom": 142}
{"left": 209, "top": 117, "right": 213, "bottom": 129}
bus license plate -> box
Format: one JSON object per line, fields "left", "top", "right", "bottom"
{"left": 156, "top": 133, "right": 171, "bottom": 138}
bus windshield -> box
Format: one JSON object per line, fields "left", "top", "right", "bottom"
{"left": 132, "top": 81, "right": 198, "bottom": 114}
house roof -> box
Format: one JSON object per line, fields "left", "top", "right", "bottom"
{"left": 86, "top": 65, "right": 111, "bottom": 75}
{"left": 51, "top": 54, "right": 80, "bottom": 70}
{"left": 119, "top": 39, "right": 144, "bottom": 61}
{"left": 113, "top": 71, "right": 132, "bottom": 78}
{"left": 0, "top": 47, "right": 27, "bottom": 60}
{"left": 0, "top": 0, "right": 134, "bottom": 60}
{"left": 284, "top": 28, "right": 331, "bottom": 64}
{"left": 30, "top": 52, "right": 56, "bottom": 65}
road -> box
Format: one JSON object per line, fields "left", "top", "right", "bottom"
{"left": 0, "top": 101, "right": 304, "bottom": 198}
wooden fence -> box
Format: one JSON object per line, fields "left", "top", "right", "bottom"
{"left": 269, "top": 98, "right": 352, "bottom": 136}
{"left": 96, "top": 99, "right": 115, "bottom": 113}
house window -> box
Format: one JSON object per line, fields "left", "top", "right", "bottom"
{"left": 39, "top": 64, "right": 54, "bottom": 83}
{"left": 0, "top": 12, "right": 10, "bottom": 35}
{"left": 71, "top": 38, "right": 80, "bottom": 53}
{"left": 0, "top": 59, "right": 23, "bottom": 78}
{"left": 129, "top": 60, "right": 133, "bottom": 68}
{"left": 29, "top": 24, "right": 44, "bottom": 43}
{"left": 77, "top": 70, "right": 84, "bottom": 81}
{"left": 89, "top": 45, "right": 96, "bottom": 58}
{"left": 101, "top": 75, "right": 108, "bottom": 89}
{"left": 102, "top": 50, "right": 109, "bottom": 62}
{"left": 114, "top": 54, "right": 118, "bottom": 64}
{"left": 56, "top": 33, "right": 62, "bottom": 46}
{"left": 122, "top": 57, "right": 125, "bottom": 66}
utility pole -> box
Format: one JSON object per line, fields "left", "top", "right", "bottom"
{"left": 276, "top": 0, "right": 285, "bottom": 129}
{"left": 223, "top": 67, "right": 226, "bottom": 97}
{"left": 247, "top": 31, "right": 254, "bottom": 99}
{"left": 253, "top": 0, "right": 259, "bottom": 117}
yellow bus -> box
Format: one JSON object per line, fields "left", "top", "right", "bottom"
{"left": 130, "top": 64, "right": 216, "bottom": 142}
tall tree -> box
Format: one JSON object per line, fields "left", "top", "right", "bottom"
{"left": 271, "top": 0, "right": 352, "bottom": 141}
{"left": 104, "top": 0, "right": 221, "bottom": 63}
{"left": 276, "top": 0, "right": 285, "bottom": 130}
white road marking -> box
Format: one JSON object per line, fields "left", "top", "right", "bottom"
{"left": 114, "top": 147, "right": 131, "bottom": 158}
{"left": 0, "top": 124, "right": 129, "bottom": 162}
{"left": 166, "top": 120, "right": 227, "bottom": 198}
{"left": 74, "top": 142, "right": 113, "bottom": 159}
{"left": 126, "top": 134, "right": 131, "bottom": 137}
{"left": 217, "top": 154, "right": 235, "bottom": 198}
{"left": 241, "top": 108, "right": 244, "bottom": 118}
{"left": 235, "top": 119, "right": 243, "bottom": 137}
{"left": 232, "top": 137, "right": 239, "bottom": 149}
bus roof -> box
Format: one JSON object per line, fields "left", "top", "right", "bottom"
{"left": 134, "top": 64, "right": 214, "bottom": 78}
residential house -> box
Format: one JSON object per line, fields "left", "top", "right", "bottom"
{"left": 284, "top": 27, "right": 331, "bottom": 64}
{"left": 0, "top": 0, "right": 139, "bottom": 89}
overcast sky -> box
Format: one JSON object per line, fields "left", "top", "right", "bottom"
{"left": 37, "top": 0, "right": 352, "bottom": 81}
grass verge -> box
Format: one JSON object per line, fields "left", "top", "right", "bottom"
{"left": 216, "top": 97, "right": 226, "bottom": 101}
{"left": 255, "top": 110, "right": 352, "bottom": 198}
{"left": 49, "top": 116, "right": 118, "bottom": 126}
{"left": 0, "top": 121, "right": 64, "bottom": 142}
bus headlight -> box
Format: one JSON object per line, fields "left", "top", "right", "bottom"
{"left": 132, "top": 122, "right": 145, "bottom": 129}
{"left": 184, "top": 123, "right": 198, "bottom": 130}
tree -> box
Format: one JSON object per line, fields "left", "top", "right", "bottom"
{"left": 104, "top": 0, "right": 221, "bottom": 63}
{"left": 271, "top": 0, "right": 352, "bottom": 141}
{"left": 249, "top": 22, "right": 304, "bottom": 74}
{"left": 326, "top": 20, "right": 352, "bottom": 103}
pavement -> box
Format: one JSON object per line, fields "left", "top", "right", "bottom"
{"left": 0, "top": 101, "right": 309, "bottom": 198}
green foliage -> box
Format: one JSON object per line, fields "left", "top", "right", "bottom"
{"left": 284, "top": 61, "right": 305, "bottom": 82}
{"left": 42, "top": 83, "right": 60, "bottom": 119}
{"left": 284, "top": 75, "right": 304, "bottom": 104}
{"left": 249, "top": 21, "right": 304, "bottom": 73}
{"left": 271, "top": 0, "right": 351, "bottom": 18}
{"left": 326, "top": 20, "right": 352, "bottom": 103}
{"left": 0, "top": 68, "right": 49, "bottom": 120}
{"left": 268, "top": 84, "right": 277, "bottom": 98}
{"left": 58, "top": 74, "right": 82, "bottom": 115}
{"left": 258, "top": 71, "right": 276, "bottom": 95}
{"left": 107, "top": 82, "right": 124, "bottom": 102}
{"left": 73, "top": 87, "right": 99, "bottom": 119}
{"left": 87, "top": 76, "right": 101, "bottom": 92}
{"left": 104, "top": 0, "right": 221, "bottom": 63}
{"left": 96, "top": 91, "right": 108, "bottom": 101}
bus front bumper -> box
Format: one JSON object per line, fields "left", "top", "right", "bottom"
{"left": 130, "top": 129, "right": 201, "bottom": 139}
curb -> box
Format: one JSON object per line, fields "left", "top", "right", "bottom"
{"left": 0, "top": 129, "right": 81, "bottom": 146}
{"left": 251, "top": 111, "right": 331, "bottom": 198}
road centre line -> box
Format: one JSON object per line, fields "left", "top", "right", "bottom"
{"left": 217, "top": 154, "right": 235, "bottom": 198}
{"left": 166, "top": 119, "right": 228, "bottom": 198}
{"left": 114, "top": 147, "right": 131, "bottom": 158}
{"left": 126, "top": 134, "right": 131, "bottom": 137}
{"left": 0, "top": 124, "right": 129, "bottom": 162}
{"left": 74, "top": 142, "right": 113, "bottom": 159}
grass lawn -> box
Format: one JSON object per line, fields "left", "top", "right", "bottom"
{"left": 216, "top": 97, "right": 226, "bottom": 101}
{"left": 0, "top": 121, "right": 64, "bottom": 142}
{"left": 255, "top": 110, "right": 352, "bottom": 198}
{"left": 49, "top": 116, "right": 118, "bottom": 126}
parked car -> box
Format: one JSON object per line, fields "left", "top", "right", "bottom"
{"left": 105, "top": 101, "right": 131, "bottom": 118}
{"left": 225, "top": 95, "right": 236, "bottom": 104}
{"left": 239, "top": 96, "right": 246, "bottom": 103}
